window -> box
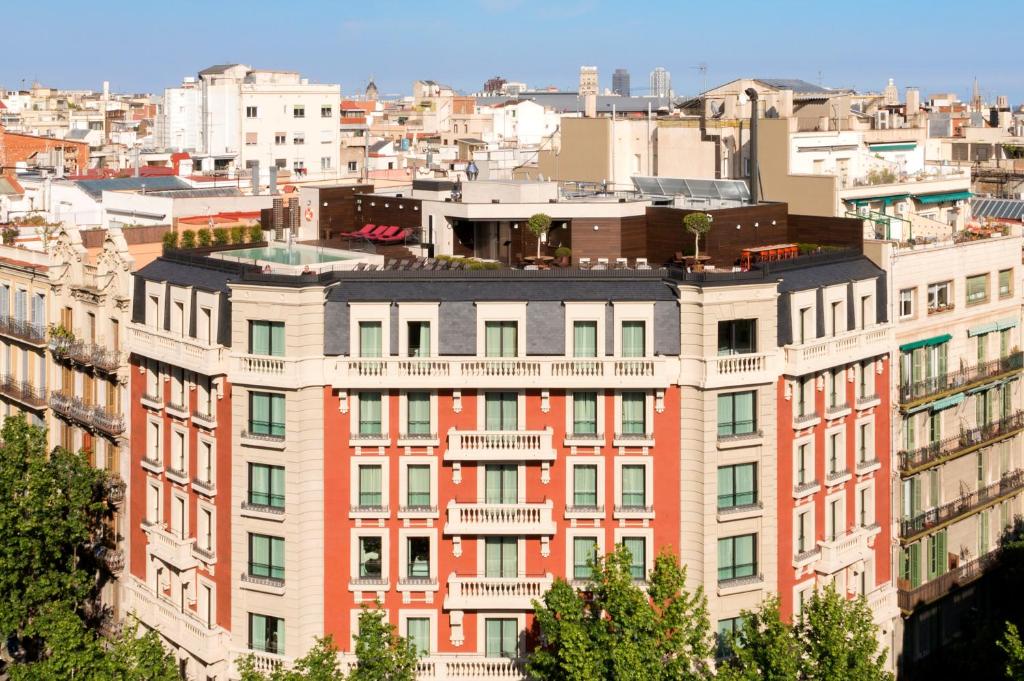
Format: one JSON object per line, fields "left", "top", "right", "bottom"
{"left": 249, "top": 320, "right": 284, "bottom": 356}
{"left": 827, "top": 498, "right": 842, "bottom": 541}
{"left": 718, "top": 534, "right": 757, "bottom": 582}
{"left": 485, "top": 619, "right": 517, "bottom": 658}
{"left": 485, "top": 537, "right": 517, "bottom": 577}
{"left": 484, "top": 392, "right": 517, "bottom": 431}
{"left": 621, "top": 321, "right": 646, "bottom": 357}
{"left": 718, "top": 463, "right": 757, "bottom": 509}
{"left": 359, "top": 321, "right": 383, "bottom": 357}
{"left": 248, "top": 534, "right": 284, "bottom": 580}
{"left": 321, "top": 105, "right": 333, "bottom": 118}
{"left": 321, "top": 156, "right": 332, "bottom": 170}
{"left": 348, "top": 161, "right": 358, "bottom": 172}
{"left": 858, "top": 422, "right": 871, "bottom": 463}
{"left": 485, "top": 465, "right": 517, "bottom": 503}
{"left": 249, "top": 614, "right": 283, "bottom": 654}
{"left": 1001, "top": 329, "right": 1012, "bottom": 359}
{"left": 406, "top": 618, "right": 429, "bottom": 656}
{"left": 927, "top": 529, "right": 948, "bottom": 580}
{"left": 292, "top": 132, "right": 305, "bottom": 145}
{"left": 198, "top": 440, "right": 213, "bottom": 484}
{"left": 717, "top": 319, "right": 756, "bottom": 355}
{"left": 406, "top": 392, "right": 431, "bottom": 435}
{"left": 245, "top": 132, "right": 258, "bottom": 146}
{"left": 573, "top": 321, "right": 598, "bottom": 357}
{"left": 358, "top": 465, "right": 382, "bottom": 508}
{"left": 249, "top": 464, "right": 284, "bottom": 508}
{"left": 999, "top": 269, "right": 1013, "bottom": 298}
{"left": 245, "top": 106, "right": 258, "bottom": 118}
{"left": 900, "top": 544, "right": 921, "bottom": 589}
{"left": 859, "top": 361, "right": 871, "bottom": 398}
{"left": 573, "top": 465, "right": 598, "bottom": 507}
{"left": 717, "top": 391, "right": 756, "bottom": 438}
{"left": 572, "top": 392, "right": 597, "bottom": 435}
{"left": 406, "top": 537, "right": 430, "bottom": 578}
{"left": 827, "top": 432, "right": 841, "bottom": 475}
{"left": 827, "top": 368, "right": 842, "bottom": 408}
{"left": 407, "top": 321, "right": 430, "bottom": 357}
{"left": 621, "top": 465, "right": 646, "bottom": 508}
{"left": 274, "top": 132, "right": 286, "bottom": 145}
{"left": 979, "top": 509, "right": 990, "bottom": 555}
{"left": 966, "top": 274, "right": 988, "bottom": 305}
{"left": 859, "top": 486, "right": 871, "bottom": 527}
{"left": 359, "top": 536, "right": 382, "bottom": 578}
{"left": 275, "top": 158, "right": 287, "bottom": 168}
{"left": 622, "top": 537, "right": 646, "bottom": 579}
{"left": 798, "top": 307, "right": 812, "bottom": 343}
{"left": 927, "top": 281, "right": 952, "bottom": 311}
{"left": 797, "top": 510, "right": 811, "bottom": 553}
{"left": 795, "top": 443, "right": 811, "bottom": 486}
{"left": 406, "top": 465, "right": 431, "bottom": 508}
{"left": 717, "top": 617, "right": 743, "bottom": 658}
{"left": 484, "top": 321, "right": 517, "bottom": 357}
{"left": 573, "top": 537, "right": 598, "bottom": 579}
{"left": 293, "top": 105, "right": 305, "bottom": 118}
{"left": 358, "top": 392, "right": 382, "bottom": 435}
{"left": 248, "top": 392, "right": 285, "bottom": 437}
{"left": 620, "top": 392, "right": 646, "bottom": 435}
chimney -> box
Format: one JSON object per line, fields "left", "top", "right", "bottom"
{"left": 584, "top": 93, "right": 597, "bottom": 118}
{"left": 251, "top": 161, "right": 260, "bottom": 195}
{"left": 744, "top": 88, "right": 759, "bottom": 205}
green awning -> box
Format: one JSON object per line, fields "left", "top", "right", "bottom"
{"left": 869, "top": 143, "right": 917, "bottom": 152}
{"left": 914, "top": 190, "right": 973, "bottom": 205}
{"left": 967, "top": 382, "right": 1000, "bottom": 395}
{"left": 899, "top": 333, "right": 952, "bottom": 353}
{"left": 997, "top": 317, "right": 1019, "bottom": 331}
{"left": 845, "top": 193, "right": 909, "bottom": 207}
{"left": 969, "top": 322, "right": 999, "bottom": 337}
{"left": 931, "top": 393, "right": 965, "bottom": 411}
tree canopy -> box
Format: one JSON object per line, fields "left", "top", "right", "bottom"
{"left": 527, "top": 213, "right": 552, "bottom": 258}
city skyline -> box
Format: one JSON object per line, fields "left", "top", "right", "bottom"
{"left": 1, "top": 0, "right": 1020, "bottom": 103}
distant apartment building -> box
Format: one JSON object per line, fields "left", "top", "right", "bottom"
{"left": 160, "top": 77, "right": 202, "bottom": 152}
{"left": 612, "top": 69, "right": 630, "bottom": 97}
{"left": 649, "top": 67, "right": 670, "bottom": 98}
{"left": 579, "top": 66, "right": 598, "bottom": 97}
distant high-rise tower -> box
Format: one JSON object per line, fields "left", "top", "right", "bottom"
{"left": 883, "top": 78, "right": 898, "bottom": 105}
{"left": 365, "top": 77, "right": 378, "bottom": 101}
{"left": 612, "top": 68, "right": 630, "bottom": 97}
{"left": 579, "top": 66, "right": 598, "bottom": 97}
{"left": 650, "top": 67, "right": 670, "bottom": 98}
{"left": 972, "top": 76, "right": 982, "bottom": 111}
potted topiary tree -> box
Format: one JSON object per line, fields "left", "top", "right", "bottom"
{"left": 197, "top": 228, "right": 212, "bottom": 248}
{"left": 180, "top": 230, "right": 196, "bottom": 249}
{"left": 248, "top": 224, "right": 264, "bottom": 244}
{"left": 683, "top": 212, "right": 712, "bottom": 271}
{"left": 527, "top": 213, "right": 552, "bottom": 260}
{"left": 554, "top": 246, "right": 572, "bottom": 267}
{"left": 162, "top": 230, "right": 179, "bottom": 252}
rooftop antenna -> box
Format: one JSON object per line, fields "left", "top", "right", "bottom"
{"left": 691, "top": 62, "right": 709, "bottom": 95}
{"left": 818, "top": 70, "right": 823, "bottom": 87}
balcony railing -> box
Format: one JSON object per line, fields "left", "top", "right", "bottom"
{"left": 123, "top": 578, "right": 227, "bottom": 664}
{"left": 48, "top": 392, "right": 124, "bottom": 435}
{"left": 898, "top": 552, "right": 999, "bottom": 612}
{"left": 898, "top": 410, "right": 1024, "bottom": 473}
{"left": 59, "top": 339, "right": 122, "bottom": 373}
{"left": 144, "top": 523, "right": 197, "bottom": 570}
{"left": 445, "top": 428, "right": 555, "bottom": 462}
{"left": 445, "top": 501, "right": 555, "bottom": 536}
{"left": 899, "top": 351, "right": 1024, "bottom": 405}
{"left": 899, "top": 469, "right": 1024, "bottom": 539}
{"left": 0, "top": 315, "right": 46, "bottom": 345}
{"left": 444, "top": 573, "right": 554, "bottom": 610}
{"left": 816, "top": 527, "right": 872, "bottom": 574}
{"left": 0, "top": 373, "right": 46, "bottom": 408}
{"left": 785, "top": 325, "right": 891, "bottom": 376}
{"left": 702, "top": 352, "right": 777, "bottom": 388}
{"left": 126, "top": 323, "right": 225, "bottom": 375}
{"left": 106, "top": 474, "right": 126, "bottom": 505}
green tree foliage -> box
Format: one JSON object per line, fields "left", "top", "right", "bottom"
{"left": 250, "top": 224, "right": 266, "bottom": 243}
{"left": 715, "top": 596, "right": 800, "bottom": 681}
{"left": 180, "top": 229, "right": 197, "bottom": 249}
{"left": 682, "top": 212, "right": 711, "bottom": 264}
{"left": 348, "top": 605, "right": 417, "bottom": 681}
{"left": 161, "top": 230, "right": 178, "bottom": 251}
{"left": 999, "top": 622, "right": 1024, "bottom": 680}
{"left": 237, "top": 635, "right": 346, "bottom": 681}
{"left": 528, "top": 545, "right": 712, "bottom": 681}
{"left": 213, "top": 227, "right": 230, "bottom": 246}
{"left": 526, "top": 213, "right": 552, "bottom": 258}
{"left": 231, "top": 225, "right": 247, "bottom": 245}
{"left": 197, "top": 228, "right": 212, "bottom": 247}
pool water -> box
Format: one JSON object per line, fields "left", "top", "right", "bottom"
{"left": 221, "top": 245, "right": 354, "bottom": 265}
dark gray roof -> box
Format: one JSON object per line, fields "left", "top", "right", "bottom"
{"left": 75, "top": 176, "right": 190, "bottom": 200}
{"left": 134, "top": 256, "right": 246, "bottom": 293}
{"left": 146, "top": 187, "right": 243, "bottom": 198}
{"left": 755, "top": 78, "right": 837, "bottom": 95}
{"left": 773, "top": 253, "right": 883, "bottom": 293}
{"left": 66, "top": 129, "right": 92, "bottom": 140}
{"left": 199, "top": 64, "right": 246, "bottom": 76}
{"left": 368, "top": 140, "right": 390, "bottom": 153}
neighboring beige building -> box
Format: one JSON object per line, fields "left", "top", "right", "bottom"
{"left": 537, "top": 117, "right": 653, "bottom": 186}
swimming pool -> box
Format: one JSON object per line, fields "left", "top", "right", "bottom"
{"left": 217, "top": 244, "right": 355, "bottom": 265}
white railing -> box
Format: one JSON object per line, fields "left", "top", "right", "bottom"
{"left": 144, "top": 523, "right": 197, "bottom": 570}
{"left": 445, "top": 428, "right": 555, "bottom": 462}
{"left": 702, "top": 351, "right": 778, "bottom": 388}
{"left": 337, "top": 654, "right": 525, "bottom": 680}
{"left": 445, "top": 501, "right": 556, "bottom": 536}
{"left": 785, "top": 325, "right": 891, "bottom": 376}
{"left": 816, "top": 527, "right": 872, "bottom": 574}
{"left": 124, "top": 578, "right": 227, "bottom": 664}
{"left": 127, "top": 323, "right": 225, "bottom": 374}
{"left": 445, "top": 573, "right": 554, "bottom": 610}
{"left": 866, "top": 584, "right": 898, "bottom": 624}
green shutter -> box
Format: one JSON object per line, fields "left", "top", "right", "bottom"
{"left": 909, "top": 543, "right": 921, "bottom": 588}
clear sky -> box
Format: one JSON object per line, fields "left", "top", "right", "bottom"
{"left": 1, "top": 0, "right": 1019, "bottom": 103}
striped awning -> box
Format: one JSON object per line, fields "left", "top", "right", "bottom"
{"left": 969, "top": 322, "right": 999, "bottom": 337}
{"left": 931, "top": 393, "right": 965, "bottom": 411}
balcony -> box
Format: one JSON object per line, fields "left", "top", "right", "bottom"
{"left": 95, "top": 544, "right": 125, "bottom": 574}
{"left": 445, "top": 428, "right": 555, "bottom": 462}
{"left": 899, "top": 352, "right": 1024, "bottom": 407}
{"left": 701, "top": 352, "right": 779, "bottom": 389}
{"left": 816, "top": 527, "right": 873, "bottom": 575}
{"left": 0, "top": 315, "right": 46, "bottom": 345}
{"left": 106, "top": 474, "right": 126, "bottom": 506}
{"left": 444, "top": 501, "right": 556, "bottom": 536}
{"left": 333, "top": 356, "right": 674, "bottom": 390}
{"left": 898, "top": 553, "right": 999, "bottom": 613}
{"left": 144, "top": 523, "right": 197, "bottom": 570}
{"left": 898, "top": 411, "right": 1024, "bottom": 474}
{"left": 444, "top": 573, "right": 554, "bottom": 610}
{"left": 231, "top": 354, "right": 324, "bottom": 389}
{"left": 899, "top": 469, "right": 1024, "bottom": 540}
{"left": 784, "top": 325, "right": 892, "bottom": 377}
{"left": 192, "top": 477, "right": 216, "bottom": 496}
{"left": 336, "top": 655, "right": 525, "bottom": 680}
{"left": 92, "top": 404, "right": 125, "bottom": 436}
{"left": 53, "top": 338, "right": 122, "bottom": 374}
{"left": 123, "top": 578, "right": 227, "bottom": 664}
{"left": 0, "top": 374, "right": 46, "bottom": 409}
{"left": 127, "top": 323, "right": 226, "bottom": 375}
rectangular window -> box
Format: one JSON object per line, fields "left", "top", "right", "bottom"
{"left": 828, "top": 432, "right": 841, "bottom": 474}
{"left": 796, "top": 443, "right": 810, "bottom": 485}
{"left": 274, "top": 132, "right": 286, "bottom": 145}
{"left": 359, "top": 321, "right": 383, "bottom": 357}
{"left": 717, "top": 617, "right": 743, "bottom": 658}
{"left": 293, "top": 105, "right": 305, "bottom": 118}
{"left": 484, "top": 321, "right": 517, "bottom": 357}
{"left": 621, "top": 321, "right": 646, "bottom": 357}
{"left": 572, "top": 392, "right": 597, "bottom": 435}
{"left": 717, "top": 391, "right": 756, "bottom": 437}
{"left": 966, "top": 274, "right": 988, "bottom": 305}
{"left": 717, "top": 319, "right": 756, "bottom": 355}
{"left": 717, "top": 463, "right": 757, "bottom": 509}
{"left": 622, "top": 537, "right": 646, "bottom": 580}
{"left": 573, "top": 537, "right": 598, "bottom": 579}
{"left": 797, "top": 510, "right": 810, "bottom": 552}
{"left": 249, "top": 320, "right": 285, "bottom": 356}
{"left": 292, "top": 132, "right": 305, "bottom": 145}
{"left": 484, "top": 392, "right": 517, "bottom": 431}
{"left": 484, "top": 537, "right": 517, "bottom": 578}
{"left": 348, "top": 160, "right": 358, "bottom": 172}
{"left": 999, "top": 269, "right": 1013, "bottom": 298}
{"left": 485, "top": 464, "right": 517, "bottom": 504}
{"left": 321, "top": 105, "right": 333, "bottom": 118}
{"left": 245, "top": 132, "right": 258, "bottom": 146}
{"left": 827, "top": 498, "right": 842, "bottom": 541}
{"left": 573, "top": 321, "right": 598, "bottom": 358}
{"left": 249, "top": 613, "right": 283, "bottom": 654}
{"left": 358, "top": 465, "right": 382, "bottom": 508}
{"left": 406, "top": 618, "right": 429, "bottom": 656}
{"left": 573, "top": 465, "right": 598, "bottom": 507}
{"left": 248, "top": 534, "right": 284, "bottom": 580}
{"left": 1001, "top": 329, "right": 1012, "bottom": 359}
{"left": 406, "top": 465, "right": 431, "bottom": 508}
{"left": 407, "top": 321, "right": 430, "bottom": 357}
{"left": 620, "top": 392, "right": 646, "bottom": 434}
{"left": 485, "top": 618, "right": 517, "bottom": 658}
{"left": 248, "top": 463, "right": 285, "bottom": 508}
{"left": 358, "top": 392, "right": 382, "bottom": 435}
{"left": 321, "top": 156, "right": 332, "bottom": 170}
{"left": 621, "top": 464, "right": 646, "bottom": 508}
{"left": 406, "top": 392, "right": 431, "bottom": 435}
{"left": 245, "top": 106, "right": 258, "bottom": 118}
{"left": 927, "top": 281, "right": 952, "bottom": 311}
{"left": 900, "top": 543, "right": 921, "bottom": 589}
{"left": 718, "top": 534, "right": 757, "bottom": 582}
{"left": 249, "top": 392, "right": 285, "bottom": 437}
{"left": 406, "top": 537, "right": 430, "bottom": 579}
{"left": 359, "top": 536, "right": 382, "bottom": 578}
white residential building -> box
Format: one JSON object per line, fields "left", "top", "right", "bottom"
{"left": 160, "top": 77, "right": 202, "bottom": 152}
{"left": 483, "top": 100, "right": 560, "bottom": 146}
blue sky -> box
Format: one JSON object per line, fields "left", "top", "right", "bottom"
{"left": 1, "top": 0, "right": 1019, "bottom": 103}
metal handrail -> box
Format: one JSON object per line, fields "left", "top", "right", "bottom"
{"left": 900, "top": 469, "right": 1024, "bottom": 538}
{"left": 898, "top": 410, "right": 1024, "bottom": 472}
{"left": 899, "top": 352, "right": 1023, "bottom": 404}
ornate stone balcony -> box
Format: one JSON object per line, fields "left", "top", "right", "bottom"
{"left": 445, "top": 428, "right": 555, "bottom": 462}
{"left": 784, "top": 325, "right": 891, "bottom": 377}
{"left": 444, "top": 573, "right": 553, "bottom": 610}
{"left": 444, "top": 501, "right": 556, "bottom": 536}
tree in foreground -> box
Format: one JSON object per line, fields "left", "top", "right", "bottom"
{"left": 717, "top": 585, "right": 892, "bottom": 681}
{"left": 527, "top": 545, "right": 712, "bottom": 681}
{"left": 999, "top": 622, "right": 1024, "bottom": 680}
{"left": 237, "top": 634, "right": 345, "bottom": 681}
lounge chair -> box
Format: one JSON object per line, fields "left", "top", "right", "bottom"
{"left": 367, "top": 225, "right": 402, "bottom": 242}
{"left": 375, "top": 228, "right": 412, "bottom": 244}
{"left": 341, "top": 223, "right": 376, "bottom": 238}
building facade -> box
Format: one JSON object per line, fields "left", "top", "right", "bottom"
{"left": 612, "top": 69, "right": 630, "bottom": 98}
